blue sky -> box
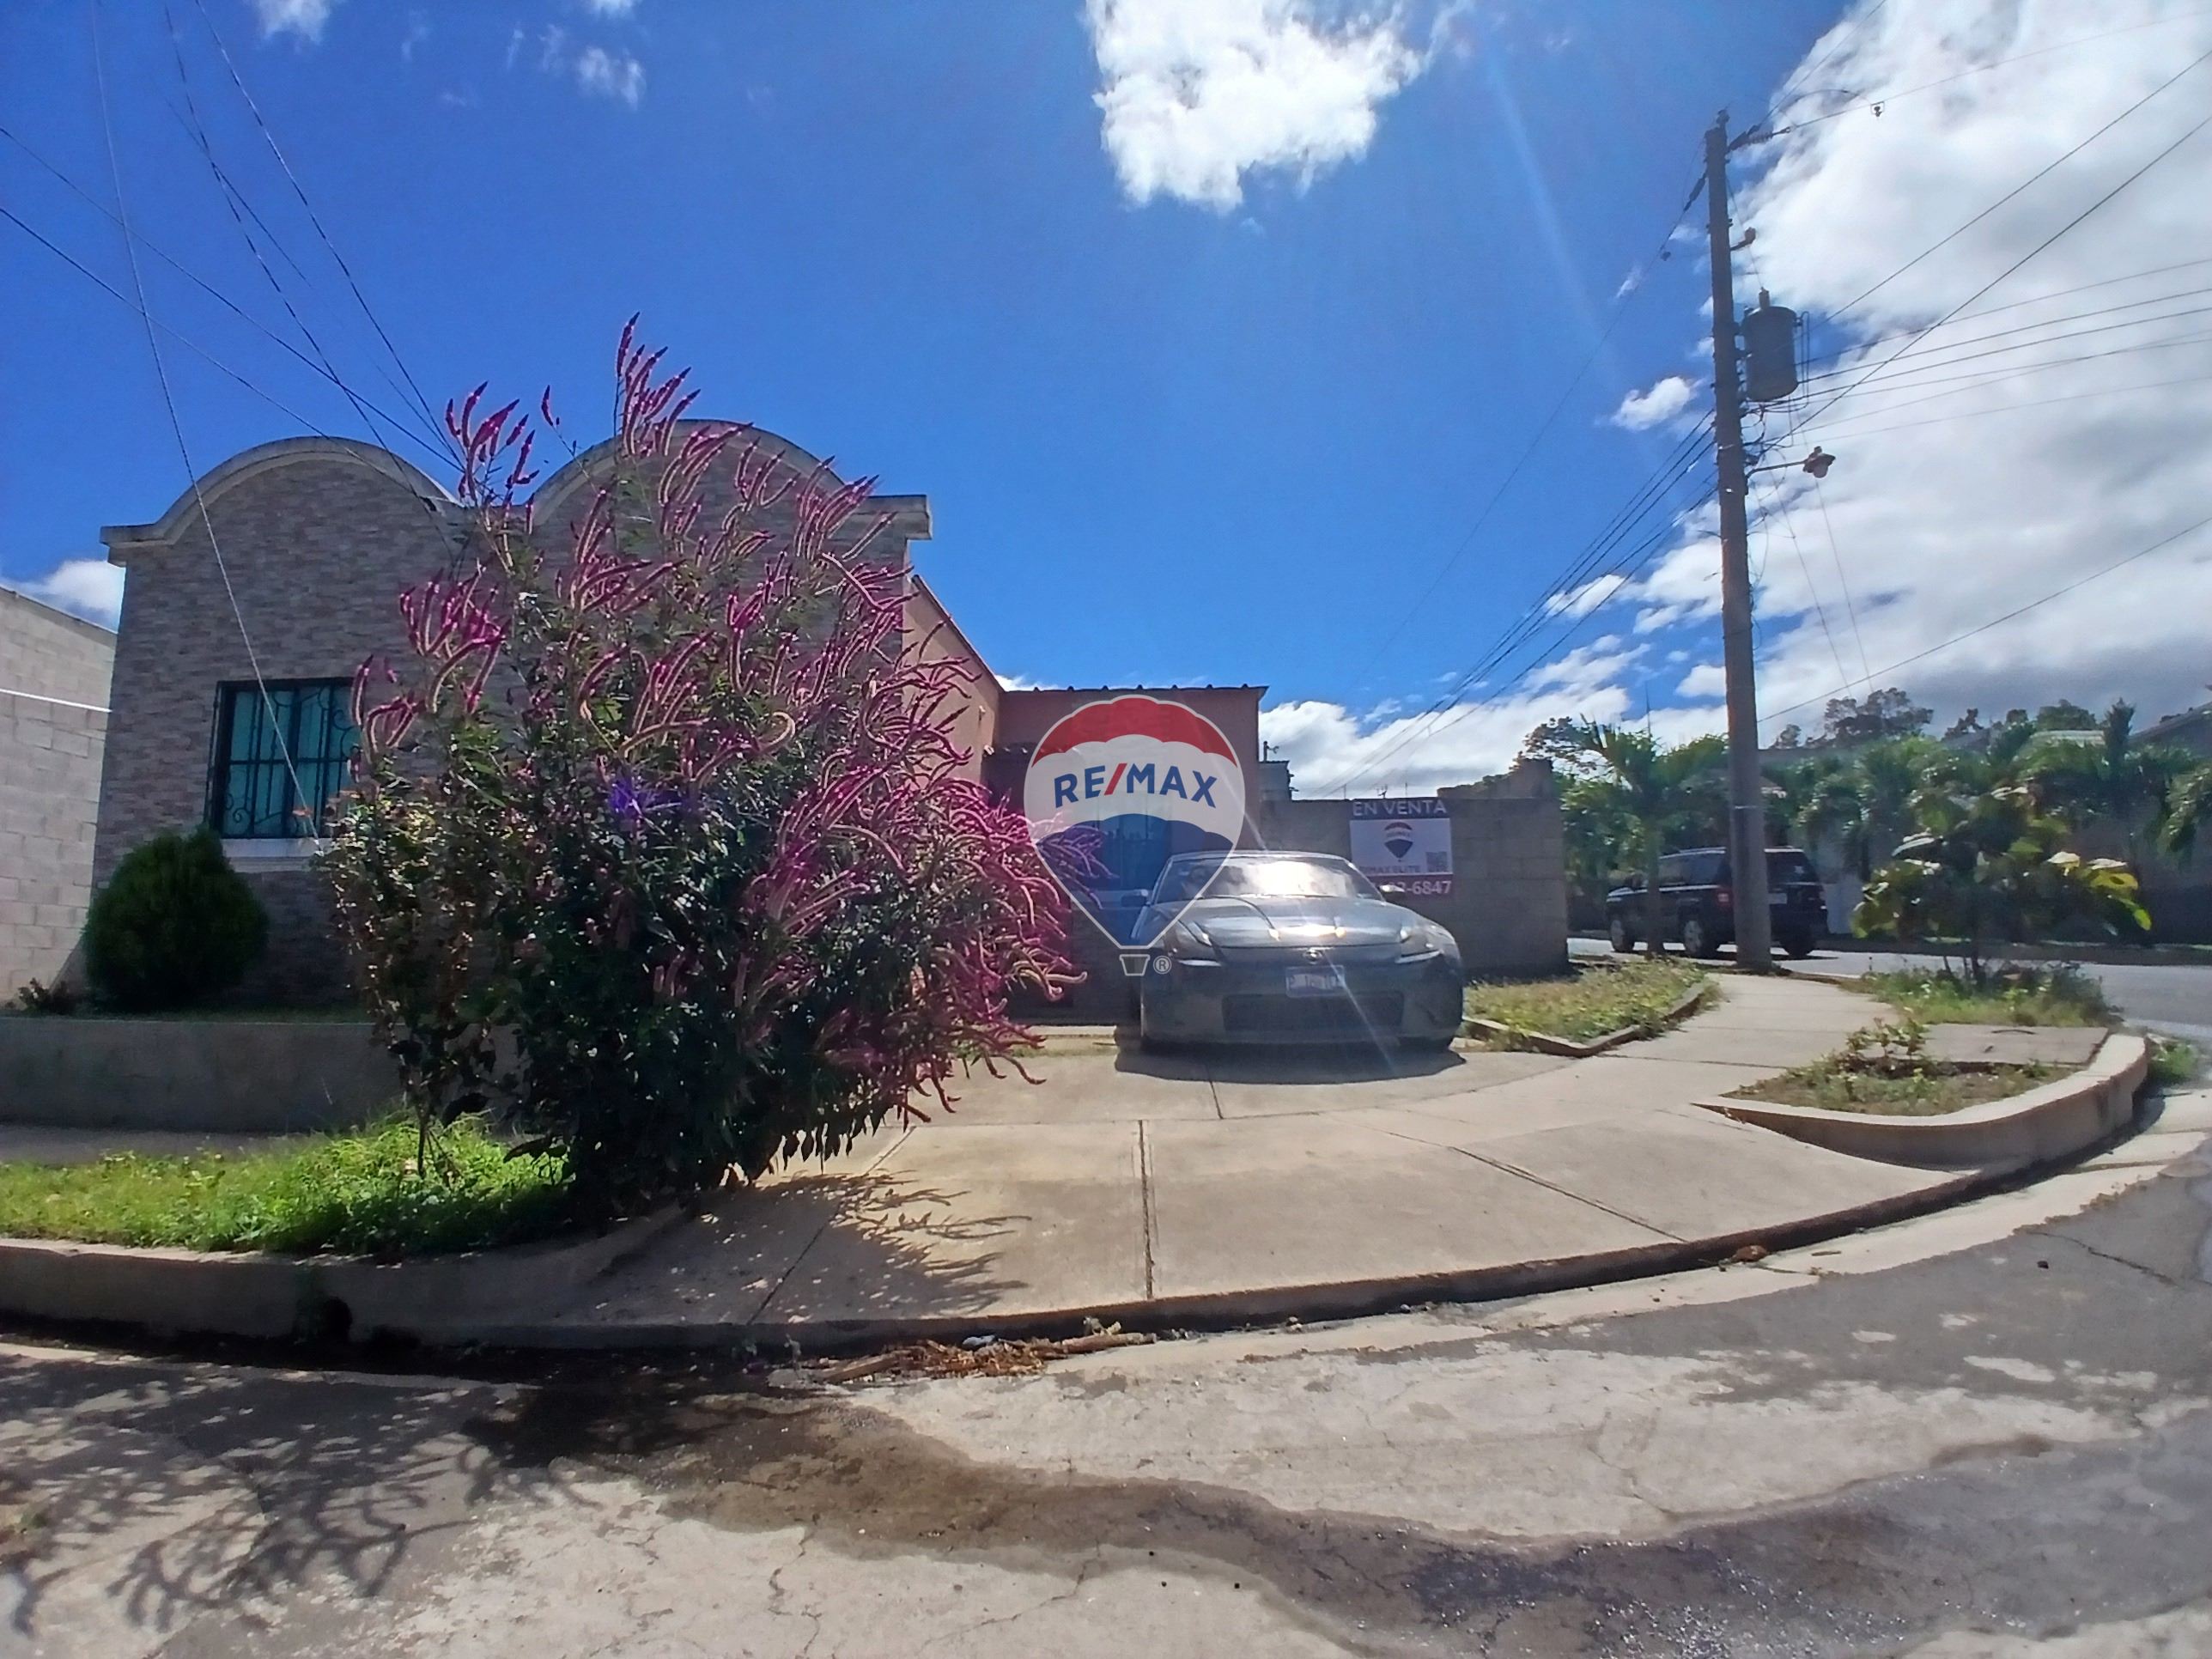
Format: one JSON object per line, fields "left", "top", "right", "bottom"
{"left": 7, "top": 1, "right": 2210, "bottom": 792}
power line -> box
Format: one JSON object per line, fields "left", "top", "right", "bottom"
{"left": 1820, "top": 47, "right": 2212, "bottom": 326}
{"left": 1755, "top": 479, "right": 1851, "bottom": 688}
{"left": 2, "top": 203, "right": 328, "bottom": 435}
{"left": 1338, "top": 172, "right": 1708, "bottom": 689}
{"left": 1317, "top": 455, "right": 1719, "bottom": 794}
{"left": 1358, "top": 483, "right": 1723, "bottom": 786}
{"left": 1801, "top": 369, "right": 2212, "bottom": 443}
{"left": 186, "top": 0, "right": 456, "bottom": 462}
{"left": 1800, "top": 328, "right": 2212, "bottom": 421}
{"left": 1772, "top": 9, "right": 2212, "bottom": 139}
{"left": 90, "top": 0, "right": 312, "bottom": 827}
{"left": 1798, "top": 284, "right": 2212, "bottom": 379}
{"left": 0, "top": 124, "right": 454, "bottom": 468}
{"left": 1808, "top": 473, "right": 1871, "bottom": 686}
{"left": 1310, "top": 416, "right": 1720, "bottom": 795}
{"left": 161, "top": 0, "right": 406, "bottom": 468}
{"left": 1787, "top": 105, "right": 2212, "bottom": 437}
{"left": 1758, "top": 509, "right": 2212, "bottom": 731}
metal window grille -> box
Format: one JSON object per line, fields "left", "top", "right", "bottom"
{"left": 209, "top": 679, "right": 359, "bottom": 839}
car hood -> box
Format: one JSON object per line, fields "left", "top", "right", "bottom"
{"left": 1164, "top": 895, "right": 1413, "bottom": 950}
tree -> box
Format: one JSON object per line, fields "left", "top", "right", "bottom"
{"left": 1568, "top": 723, "right": 1726, "bottom": 954}
{"left": 1770, "top": 724, "right": 1806, "bottom": 750}
{"left": 2157, "top": 763, "right": 2212, "bottom": 861}
{"left": 1854, "top": 784, "right": 2148, "bottom": 981}
{"left": 325, "top": 328, "right": 1074, "bottom": 1213}
{"left": 2033, "top": 700, "right": 2098, "bottom": 732}
{"left": 1516, "top": 716, "right": 1597, "bottom": 777}
{"left": 1942, "top": 708, "right": 1983, "bottom": 741}
{"left": 1820, "top": 687, "right": 1931, "bottom": 745}
{"left": 2024, "top": 700, "right": 2194, "bottom": 868}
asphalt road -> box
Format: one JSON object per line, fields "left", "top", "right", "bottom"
{"left": 1571, "top": 934, "right": 2212, "bottom": 1048}
{"left": 4, "top": 1091, "right": 2209, "bottom": 1656}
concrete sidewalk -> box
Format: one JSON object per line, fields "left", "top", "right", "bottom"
{"left": 518, "top": 974, "right": 1984, "bottom": 1346}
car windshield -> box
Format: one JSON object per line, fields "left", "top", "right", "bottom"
{"left": 1153, "top": 858, "right": 1376, "bottom": 905}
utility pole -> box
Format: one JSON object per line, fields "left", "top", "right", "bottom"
{"left": 1704, "top": 112, "right": 1773, "bottom": 971}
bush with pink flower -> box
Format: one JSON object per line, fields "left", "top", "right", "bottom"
{"left": 325, "top": 327, "right": 1073, "bottom": 1214}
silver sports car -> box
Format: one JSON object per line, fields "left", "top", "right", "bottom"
{"left": 1133, "top": 851, "right": 1464, "bottom": 1049}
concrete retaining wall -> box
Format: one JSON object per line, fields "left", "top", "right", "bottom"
{"left": 0, "top": 1015, "right": 398, "bottom": 1132}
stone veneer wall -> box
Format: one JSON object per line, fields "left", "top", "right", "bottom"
{"left": 0, "top": 590, "right": 115, "bottom": 999}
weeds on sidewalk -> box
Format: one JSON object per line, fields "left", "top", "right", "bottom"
{"left": 1735, "top": 1013, "right": 2053, "bottom": 1116}
{"left": 1866, "top": 963, "right": 2113, "bottom": 1027}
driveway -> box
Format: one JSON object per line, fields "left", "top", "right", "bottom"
{"left": 526, "top": 975, "right": 2021, "bottom": 1347}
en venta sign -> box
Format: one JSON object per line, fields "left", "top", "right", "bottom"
{"left": 1347, "top": 798, "right": 1453, "bottom": 896}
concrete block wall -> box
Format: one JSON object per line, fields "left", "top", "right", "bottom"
{"left": 0, "top": 589, "right": 115, "bottom": 999}
{"left": 1029, "top": 766, "right": 1570, "bottom": 1018}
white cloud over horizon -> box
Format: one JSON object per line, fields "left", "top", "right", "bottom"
{"left": 7, "top": 559, "right": 124, "bottom": 629}
{"left": 1085, "top": 0, "right": 1425, "bottom": 210}
{"left": 1284, "top": 0, "right": 2212, "bottom": 794}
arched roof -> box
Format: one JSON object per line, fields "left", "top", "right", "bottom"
{"left": 529, "top": 420, "right": 930, "bottom": 539}
{"left": 100, "top": 437, "right": 458, "bottom": 561}
{"left": 101, "top": 423, "right": 930, "bottom": 562}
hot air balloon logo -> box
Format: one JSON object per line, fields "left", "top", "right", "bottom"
{"left": 1022, "top": 696, "right": 1245, "bottom": 948}
{"left": 1382, "top": 821, "right": 1416, "bottom": 860}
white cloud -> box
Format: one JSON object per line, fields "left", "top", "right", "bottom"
{"left": 583, "top": 0, "right": 640, "bottom": 13}
{"left": 1725, "top": 0, "right": 2212, "bottom": 731}
{"left": 1084, "top": 0, "right": 1424, "bottom": 210}
{"left": 574, "top": 45, "right": 646, "bottom": 106}
{"left": 1609, "top": 373, "right": 1698, "bottom": 430}
{"left": 1474, "top": 1, "right": 2212, "bottom": 751}
{"left": 1260, "top": 637, "right": 1676, "bottom": 796}
{"left": 9, "top": 559, "right": 124, "bottom": 628}
{"left": 251, "top": 0, "right": 336, "bottom": 42}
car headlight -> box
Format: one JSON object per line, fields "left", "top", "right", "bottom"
{"left": 1397, "top": 920, "right": 1456, "bottom": 961}
{"left": 1163, "top": 918, "right": 1218, "bottom": 959}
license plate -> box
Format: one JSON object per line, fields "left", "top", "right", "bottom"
{"left": 1285, "top": 967, "right": 1346, "bottom": 997}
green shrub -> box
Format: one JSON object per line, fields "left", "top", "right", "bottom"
{"left": 84, "top": 829, "right": 268, "bottom": 1011}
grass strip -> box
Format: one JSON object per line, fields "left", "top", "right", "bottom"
{"left": 0, "top": 1115, "right": 573, "bottom": 1257}
{"left": 1466, "top": 957, "right": 1707, "bottom": 1045}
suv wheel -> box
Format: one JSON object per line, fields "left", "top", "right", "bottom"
{"left": 1680, "top": 915, "right": 1715, "bottom": 958}
{"left": 1780, "top": 929, "right": 1816, "bottom": 959}
{"left": 1608, "top": 916, "right": 1634, "bottom": 954}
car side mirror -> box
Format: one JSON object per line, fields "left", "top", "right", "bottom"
{"left": 1378, "top": 881, "right": 1407, "bottom": 897}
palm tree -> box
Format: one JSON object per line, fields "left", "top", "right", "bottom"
{"left": 1571, "top": 723, "right": 1727, "bottom": 955}
{"left": 2026, "top": 701, "right": 2194, "bottom": 868}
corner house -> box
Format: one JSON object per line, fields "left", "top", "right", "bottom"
{"left": 89, "top": 425, "right": 1565, "bottom": 1012}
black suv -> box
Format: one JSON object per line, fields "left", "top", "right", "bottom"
{"left": 1606, "top": 847, "right": 1826, "bottom": 959}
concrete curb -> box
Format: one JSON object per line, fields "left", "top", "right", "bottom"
{"left": 0, "top": 1206, "right": 683, "bottom": 1344}
{"left": 473, "top": 1168, "right": 1992, "bottom": 1355}
{"left": 1692, "top": 1033, "right": 2149, "bottom": 1170}
{"left": 1467, "top": 977, "right": 1712, "bottom": 1059}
